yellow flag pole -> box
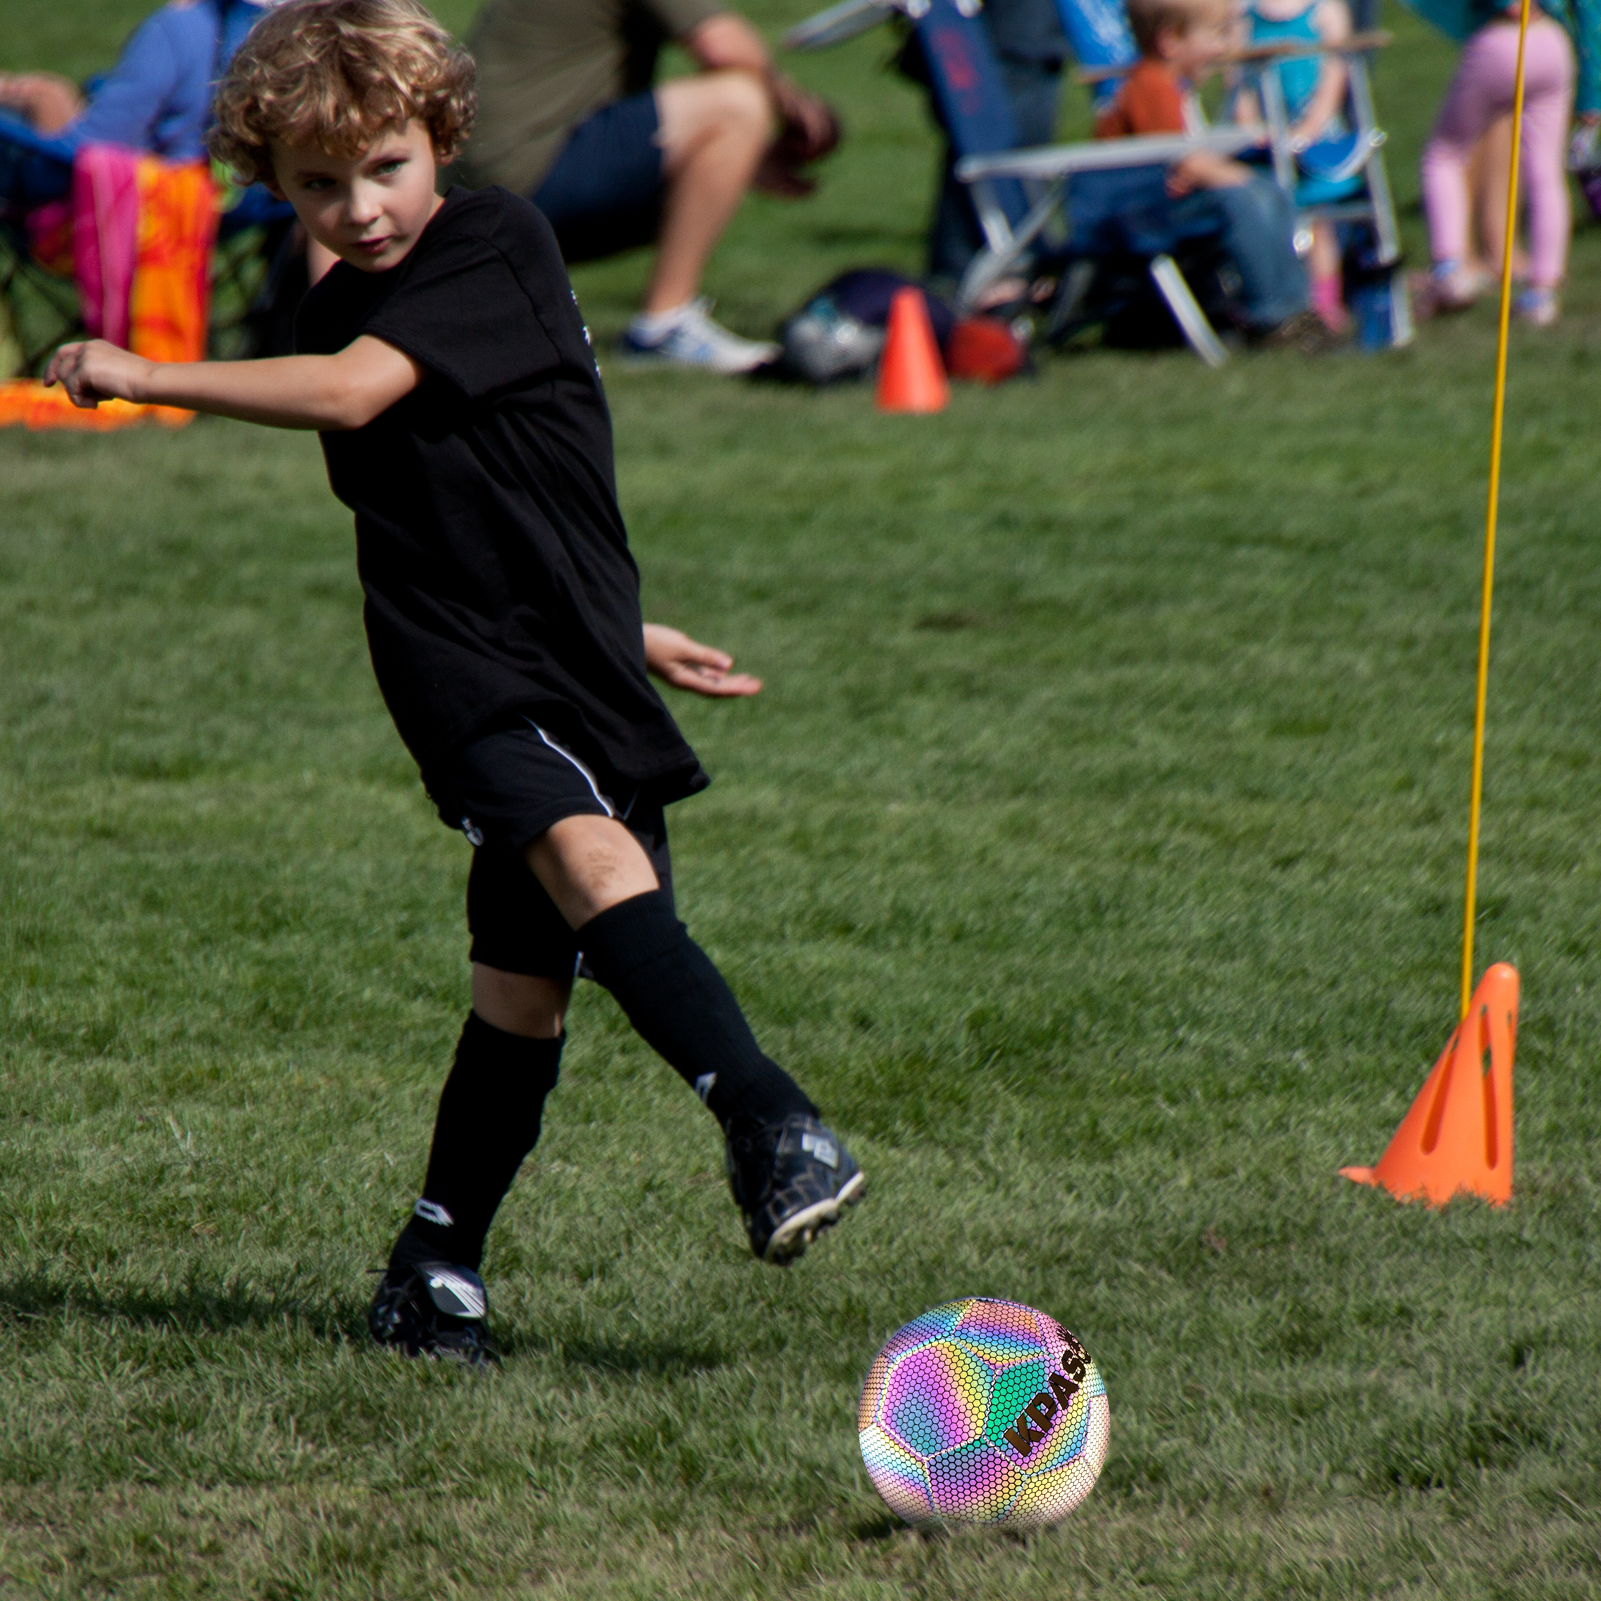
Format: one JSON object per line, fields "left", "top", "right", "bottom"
{"left": 1461, "top": 0, "right": 1534, "bottom": 1020}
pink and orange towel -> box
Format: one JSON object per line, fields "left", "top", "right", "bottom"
{"left": 0, "top": 144, "right": 217, "bottom": 431}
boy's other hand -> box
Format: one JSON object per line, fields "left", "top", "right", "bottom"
{"left": 1167, "top": 151, "right": 1251, "bottom": 196}
{"left": 643, "top": 625, "right": 763, "bottom": 697}
{"left": 44, "top": 340, "right": 152, "bottom": 409}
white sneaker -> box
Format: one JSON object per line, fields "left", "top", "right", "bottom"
{"left": 619, "top": 298, "right": 779, "bottom": 374}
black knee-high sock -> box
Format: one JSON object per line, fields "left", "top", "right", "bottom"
{"left": 390, "top": 1012, "right": 563, "bottom": 1273}
{"left": 577, "top": 889, "right": 817, "bottom": 1130}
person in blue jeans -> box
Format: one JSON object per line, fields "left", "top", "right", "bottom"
{"left": 0, "top": 0, "right": 279, "bottom": 212}
{"left": 1095, "top": 0, "right": 1337, "bottom": 347}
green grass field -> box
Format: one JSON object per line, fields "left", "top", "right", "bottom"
{"left": 4, "top": 3, "right": 1601, "bottom": 1596}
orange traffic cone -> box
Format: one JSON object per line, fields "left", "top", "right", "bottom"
{"left": 876, "top": 287, "right": 949, "bottom": 414}
{"left": 1341, "top": 963, "right": 1518, "bottom": 1206}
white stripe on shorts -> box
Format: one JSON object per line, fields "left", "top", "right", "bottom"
{"left": 529, "top": 722, "right": 618, "bottom": 817}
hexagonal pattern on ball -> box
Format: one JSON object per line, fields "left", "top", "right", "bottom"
{"left": 858, "top": 1423, "right": 934, "bottom": 1523}
{"left": 1004, "top": 1394, "right": 1111, "bottom": 1527}
{"left": 880, "top": 1340, "right": 989, "bottom": 1457}
{"left": 926, "top": 1436, "right": 1026, "bottom": 1522}
{"left": 952, "top": 1298, "right": 1049, "bottom": 1366}
{"left": 857, "top": 1301, "right": 968, "bottom": 1428}
{"left": 858, "top": 1299, "right": 1110, "bottom": 1529}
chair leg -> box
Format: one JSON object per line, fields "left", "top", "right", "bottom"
{"left": 1044, "top": 260, "right": 1097, "bottom": 343}
{"left": 1387, "top": 269, "right": 1414, "bottom": 348}
{"left": 1149, "top": 255, "right": 1229, "bottom": 368}
{"left": 1364, "top": 147, "right": 1402, "bottom": 267}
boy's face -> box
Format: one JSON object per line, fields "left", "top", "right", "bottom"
{"left": 1158, "top": 12, "right": 1232, "bottom": 78}
{"left": 269, "top": 119, "right": 442, "bottom": 274}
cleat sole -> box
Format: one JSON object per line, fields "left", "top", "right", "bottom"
{"left": 762, "top": 1170, "right": 866, "bottom": 1264}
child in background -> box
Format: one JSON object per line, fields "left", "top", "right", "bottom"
{"left": 1096, "top": 0, "right": 1337, "bottom": 349}
{"left": 1234, "top": 0, "right": 1354, "bottom": 331}
{"left": 1418, "top": 0, "right": 1597, "bottom": 326}
{"left": 45, "top": 0, "right": 864, "bottom": 1367}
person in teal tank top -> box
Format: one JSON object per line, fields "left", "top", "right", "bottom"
{"left": 1235, "top": 0, "right": 1355, "bottom": 329}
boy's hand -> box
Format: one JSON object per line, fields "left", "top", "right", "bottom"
{"left": 1167, "top": 151, "right": 1251, "bottom": 196}
{"left": 643, "top": 624, "right": 762, "bottom": 698}
{"left": 44, "top": 340, "right": 152, "bottom": 409}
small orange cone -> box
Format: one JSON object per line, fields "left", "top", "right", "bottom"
{"left": 1341, "top": 963, "right": 1518, "bottom": 1206}
{"left": 876, "top": 287, "right": 949, "bottom": 414}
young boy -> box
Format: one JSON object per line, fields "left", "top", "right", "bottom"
{"left": 1095, "top": 0, "right": 1337, "bottom": 350}
{"left": 45, "top": 0, "right": 863, "bottom": 1367}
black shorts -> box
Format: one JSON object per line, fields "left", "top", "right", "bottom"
{"left": 531, "top": 90, "right": 665, "bottom": 264}
{"left": 423, "top": 719, "right": 674, "bottom": 981}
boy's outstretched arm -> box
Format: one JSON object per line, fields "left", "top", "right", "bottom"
{"left": 43, "top": 337, "right": 423, "bottom": 431}
{"left": 643, "top": 624, "right": 762, "bottom": 698}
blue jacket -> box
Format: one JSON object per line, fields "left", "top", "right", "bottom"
{"left": 67, "top": 0, "right": 267, "bottom": 161}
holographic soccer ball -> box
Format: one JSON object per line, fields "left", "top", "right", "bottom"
{"left": 858, "top": 1297, "right": 1109, "bottom": 1528}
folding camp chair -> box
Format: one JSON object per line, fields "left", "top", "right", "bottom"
{"left": 0, "top": 114, "right": 80, "bottom": 376}
{"left": 1232, "top": 32, "right": 1409, "bottom": 344}
{"left": 1, "top": 149, "right": 298, "bottom": 377}
{"left": 1069, "top": 30, "right": 1410, "bottom": 345}
{"left": 786, "top": 0, "right": 1267, "bottom": 364}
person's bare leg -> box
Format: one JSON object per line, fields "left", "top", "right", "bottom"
{"left": 523, "top": 813, "right": 660, "bottom": 927}
{"left": 1473, "top": 113, "right": 1516, "bottom": 278}
{"left": 643, "top": 70, "right": 773, "bottom": 314}
{"left": 471, "top": 965, "right": 570, "bottom": 1038}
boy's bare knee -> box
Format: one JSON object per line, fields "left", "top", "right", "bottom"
{"left": 471, "top": 963, "right": 569, "bottom": 1038}
{"left": 524, "top": 814, "right": 659, "bottom": 928}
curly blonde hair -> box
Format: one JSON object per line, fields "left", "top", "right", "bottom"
{"left": 210, "top": 0, "right": 475, "bottom": 186}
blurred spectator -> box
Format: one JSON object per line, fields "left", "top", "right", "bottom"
{"left": 1095, "top": 0, "right": 1336, "bottom": 346}
{"left": 1417, "top": 0, "right": 1598, "bottom": 326}
{"left": 906, "top": 0, "right": 1069, "bottom": 284}
{"left": 0, "top": 0, "right": 279, "bottom": 210}
{"left": 1235, "top": 0, "right": 1354, "bottom": 331}
{"left": 462, "top": 0, "right": 839, "bottom": 373}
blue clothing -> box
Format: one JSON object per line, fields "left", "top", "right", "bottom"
{"left": 67, "top": 0, "right": 266, "bottom": 161}
{"left": 1, "top": 0, "right": 264, "bottom": 210}
{"left": 1246, "top": 3, "right": 1325, "bottom": 121}
{"left": 530, "top": 90, "right": 665, "bottom": 263}
{"left": 1067, "top": 164, "right": 1309, "bottom": 329}
{"left": 1170, "top": 176, "right": 1309, "bottom": 328}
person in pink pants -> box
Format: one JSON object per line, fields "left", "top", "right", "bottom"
{"left": 1420, "top": 6, "right": 1586, "bottom": 326}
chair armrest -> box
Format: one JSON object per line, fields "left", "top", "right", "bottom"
{"left": 0, "top": 109, "right": 78, "bottom": 163}
{"left": 1075, "top": 30, "right": 1391, "bottom": 83}
{"left": 954, "top": 126, "right": 1269, "bottom": 183}
{"left": 783, "top": 0, "right": 915, "bottom": 50}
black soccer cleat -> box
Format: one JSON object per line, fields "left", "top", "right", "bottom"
{"left": 725, "top": 1113, "right": 865, "bottom": 1265}
{"left": 368, "top": 1260, "right": 500, "bottom": 1368}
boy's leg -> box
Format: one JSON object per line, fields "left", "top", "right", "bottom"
{"left": 1188, "top": 177, "right": 1309, "bottom": 334}
{"left": 526, "top": 813, "right": 814, "bottom": 1130}
{"left": 526, "top": 811, "right": 864, "bottom": 1262}
{"left": 371, "top": 841, "right": 579, "bottom": 1365}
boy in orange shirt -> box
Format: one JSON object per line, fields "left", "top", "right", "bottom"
{"left": 1095, "top": 0, "right": 1336, "bottom": 348}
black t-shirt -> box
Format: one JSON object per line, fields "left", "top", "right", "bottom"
{"left": 295, "top": 185, "right": 705, "bottom": 801}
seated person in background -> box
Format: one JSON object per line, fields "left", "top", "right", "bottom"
{"left": 1234, "top": 0, "right": 1353, "bottom": 331}
{"left": 0, "top": 0, "right": 279, "bottom": 212}
{"left": 1096, "top": 0, "right": 1335, "bottom": 348}
{"left": 461, "top": 0, "right": 838, "bottom": 374}
{"left": 913, "top": 0, "right": 1068, "bottom": 285}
